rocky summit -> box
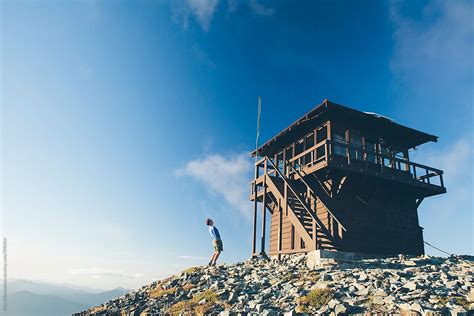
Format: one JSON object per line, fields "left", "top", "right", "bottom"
{"left": 76, "top": 254, "right": 473, "bottom": 315}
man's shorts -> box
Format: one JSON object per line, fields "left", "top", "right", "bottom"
{"left": 212, "top": 239, "right": 223, "bottom": 252}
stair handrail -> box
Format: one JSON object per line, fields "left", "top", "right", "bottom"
{"left": 286, "top": 162, "right": 347, "bottom": 232}
{"left": 265, "top": 157, "right": 329, "bottom": 234}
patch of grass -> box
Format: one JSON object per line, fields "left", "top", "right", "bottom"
{"left": 298, "top": 288, "right": 333, "bottom": 309}
{"left": 182, "top": 283, "right": 195, "bottom": 291}
{"left": 301, "top": 271, "right": 320, "bottom": 282}
{"left": 183, "top": 266, "right": 199, "bottom": 274}
{"left": 436, "top": 296, "right": 470, "bottom": 310}
{"left": 149, "top": 286, "right": 177, "bottom": 299}
{"left": 90, "top": 305, "right": 106, "bottom": 313}
{"left": 167, "top": 289, "right": 220, "bottom": 315}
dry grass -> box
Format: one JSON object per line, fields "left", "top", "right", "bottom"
{"left": 182, "top": 283, "right": 195, "bottom": 291}
{"left": 300, "top": 271, "right": 320, "bottom": 282}
{"left": 183, "top": 266, "right": 199, "bottom": 274}
{"left": 298, "top": 288, "right": 333, "bottom": 311}
{"left": 149, "top": 286, "right": 177, "bottom": 299}
{"left": 167, "top": 289, "right": 220, "bottom": 315}
{"left": 435, "top": 296, "right": 470, "bottom": 310}
{"left": 90, "top": 305, "right": 107, "bottom": 313}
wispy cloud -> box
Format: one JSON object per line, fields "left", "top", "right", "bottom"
{"left": 412, "top": 139, "right": 473, "bottom": 254}
{"left": 412, "top": 139, "right": 472, "bottom": 207}
{"left": 173, "top": 0, "right": 219, "bottom": 31}
{"left": 248, "top": 0, "right": 274, "bottom": 16}
{"left": 390, "top": 0, "right": 473, "bottom": 96}
{"left": 173, "top": 0, "right": 274, "bottom": 31}
{"left": 67, "top": 267, "right": 145, "bottom": 279}
{"left": 178, "top": 255, "right": 209, "bottom": 260}
{"left": 176, "top": 153, "right": 253, "bottom": 217}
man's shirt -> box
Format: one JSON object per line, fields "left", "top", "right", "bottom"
{"left": 208, "top": 226, "right": 221, "bottom": 240}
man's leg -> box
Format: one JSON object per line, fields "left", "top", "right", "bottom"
{"left": 208, "top": 253, "right": 216, "bottom": 266}
{"left": 211, "top": 251, "right": 221, "bottom": 266}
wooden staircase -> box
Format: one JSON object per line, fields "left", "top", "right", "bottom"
{"left": 252, "top": 157, "right": 346, "bottom": 254}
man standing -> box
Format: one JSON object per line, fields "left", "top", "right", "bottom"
{"left": 206, "top": 218, "right": 223, "bottom": 266}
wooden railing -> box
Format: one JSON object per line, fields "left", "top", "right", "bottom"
{"left": 284, "top": 139, "right": 444, "bottom": 188}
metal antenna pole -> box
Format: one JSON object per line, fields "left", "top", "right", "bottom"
{"left": 255, "top": 96, "right": 262, "bottom": 161}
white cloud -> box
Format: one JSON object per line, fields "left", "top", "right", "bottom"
{"left": 411, "top": 139, "right": 473, "bottom": 255}
{"left": 178, "top": 255, "right": 209, "bottom": 260}
{"left": 248, "top": 0, "right": 274, "bottom": 16}
{"left": 176, "top": 153, "right": 253, "bottom": 217}
{"left": 173, "top": 0, "right": 219, "bottom": 31}
{"left": 67, "top": 267, "right": 145, "bottom": 279}
{"left": 172, "top": 0, "right": 274, "bottom": 31}
{"left": 411, "top": 139, "right": 473, "bottom": 207}
{"left": 390, "top": 0, "right": 473, "bottom": 86}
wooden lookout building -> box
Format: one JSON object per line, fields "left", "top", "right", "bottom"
{"left": 250, "top": 99, "right": 446, "bottom": 258}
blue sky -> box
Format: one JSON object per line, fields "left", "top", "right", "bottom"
{"left": 1, "top": 0, "right": 472, "bottom": 290}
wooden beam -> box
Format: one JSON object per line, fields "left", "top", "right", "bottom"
{"left": 260, "top": 175, "right": 267, "bottom": 255}
{"left": 415, "top": 198, "right": 424, "bottom": 208}
{"left": 252, "top": 184, "right": 258, "bottom": 255}
{"left": 278, "top": 198, "right": 283, "bottom": 260}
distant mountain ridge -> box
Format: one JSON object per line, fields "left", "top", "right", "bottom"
{"left": 7, "top": 280, "right": 130, "bottom": 316}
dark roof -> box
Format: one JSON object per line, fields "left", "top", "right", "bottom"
{"left": 251, "top": 99, "right": 438, "bottom": 157}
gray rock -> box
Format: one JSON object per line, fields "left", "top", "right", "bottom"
{"left": 403, "top": 281, "right": 418, "bottom": 291}
{"left": 334, "top": 304, "right": 346, "bottom": 315}
{"left": 358, "top": 272, "right": 368, "bottom": 281}
{"left": 355, "top": 287, "right": 369, "bottom": 296}
{"left": 372, "top": 296, "right": 385, "bottom": 305}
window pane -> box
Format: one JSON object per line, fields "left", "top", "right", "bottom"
{"left": 305, "top": 133, "right": 314, "bottom": 148}
{"left": 316, "top": 125, "right": 327, "bottom": 143}
{"left": 366, "top": 140, "right": 376, "bottom": 164}
{"left": 349, "top": 130, "right": 362, "bottom": 160}
{"left": 334, "top": 132, "right": 346, "bottom": 156}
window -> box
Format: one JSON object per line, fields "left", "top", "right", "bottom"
{"left": 316, "top": 125, "right": 327, "bottom": 143}
{"left": 365, "top": 139, "right": 377, "bottom": 164}
{"left": 349, "top": 130, "right": 362, "bottom": 160}
{"left": 305, "top": 133, "right": 314, "bottom": 149}
{"left": 277, "top": 151, "right": 284, "bottom": 174}
{"left": 333, "top": 131, "right": 346, "bottom": 156}
{"left": 381, "top": 145, "right": 393, "bottom": 167}
{"left": 304, "top": 133, "right": 314, "bottom": 164}
{"left": 295, "top": 138, "right": 304, "bottom": 157}
{"left": 285, "top": 147, "right": 293, "bottom": 160}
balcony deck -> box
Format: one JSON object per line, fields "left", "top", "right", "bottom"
{"left": 256, "top": 139, "right": 446, "bottom": 198}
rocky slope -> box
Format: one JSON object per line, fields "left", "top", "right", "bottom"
{"left": 76, "top": 254, "right": 473, "bottom": 315}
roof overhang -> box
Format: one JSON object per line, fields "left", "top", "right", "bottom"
{"left": 251, "top": 99, "right": 438, "bottom": 157}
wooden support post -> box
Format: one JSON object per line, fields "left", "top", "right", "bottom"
{"left": 252, "top": 162, "right": 260, "bottom": 255}
{"left": 404, "top": 150, "right": 410, "bottom": 172}
{"left": 312, "top": 217, "right": 317, "bottom": 250}
{"left": 291, "top": 224, "right": 295, "bottom": 250}
{"left": 260, "top": 174, "right": 267, "bottom": 255}
{"left": 277, "top": 198, "right": 282, "bottom": 260}
{"left": 252, "top": 186, "right": 258, "bottom": 255}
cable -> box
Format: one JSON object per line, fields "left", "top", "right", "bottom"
{"left": 424, "top": 241, "right": 453, "bottom": 256}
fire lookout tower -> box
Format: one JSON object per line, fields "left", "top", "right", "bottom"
{"left": 250, "top": 99, "right": 446, "bottom": 257}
